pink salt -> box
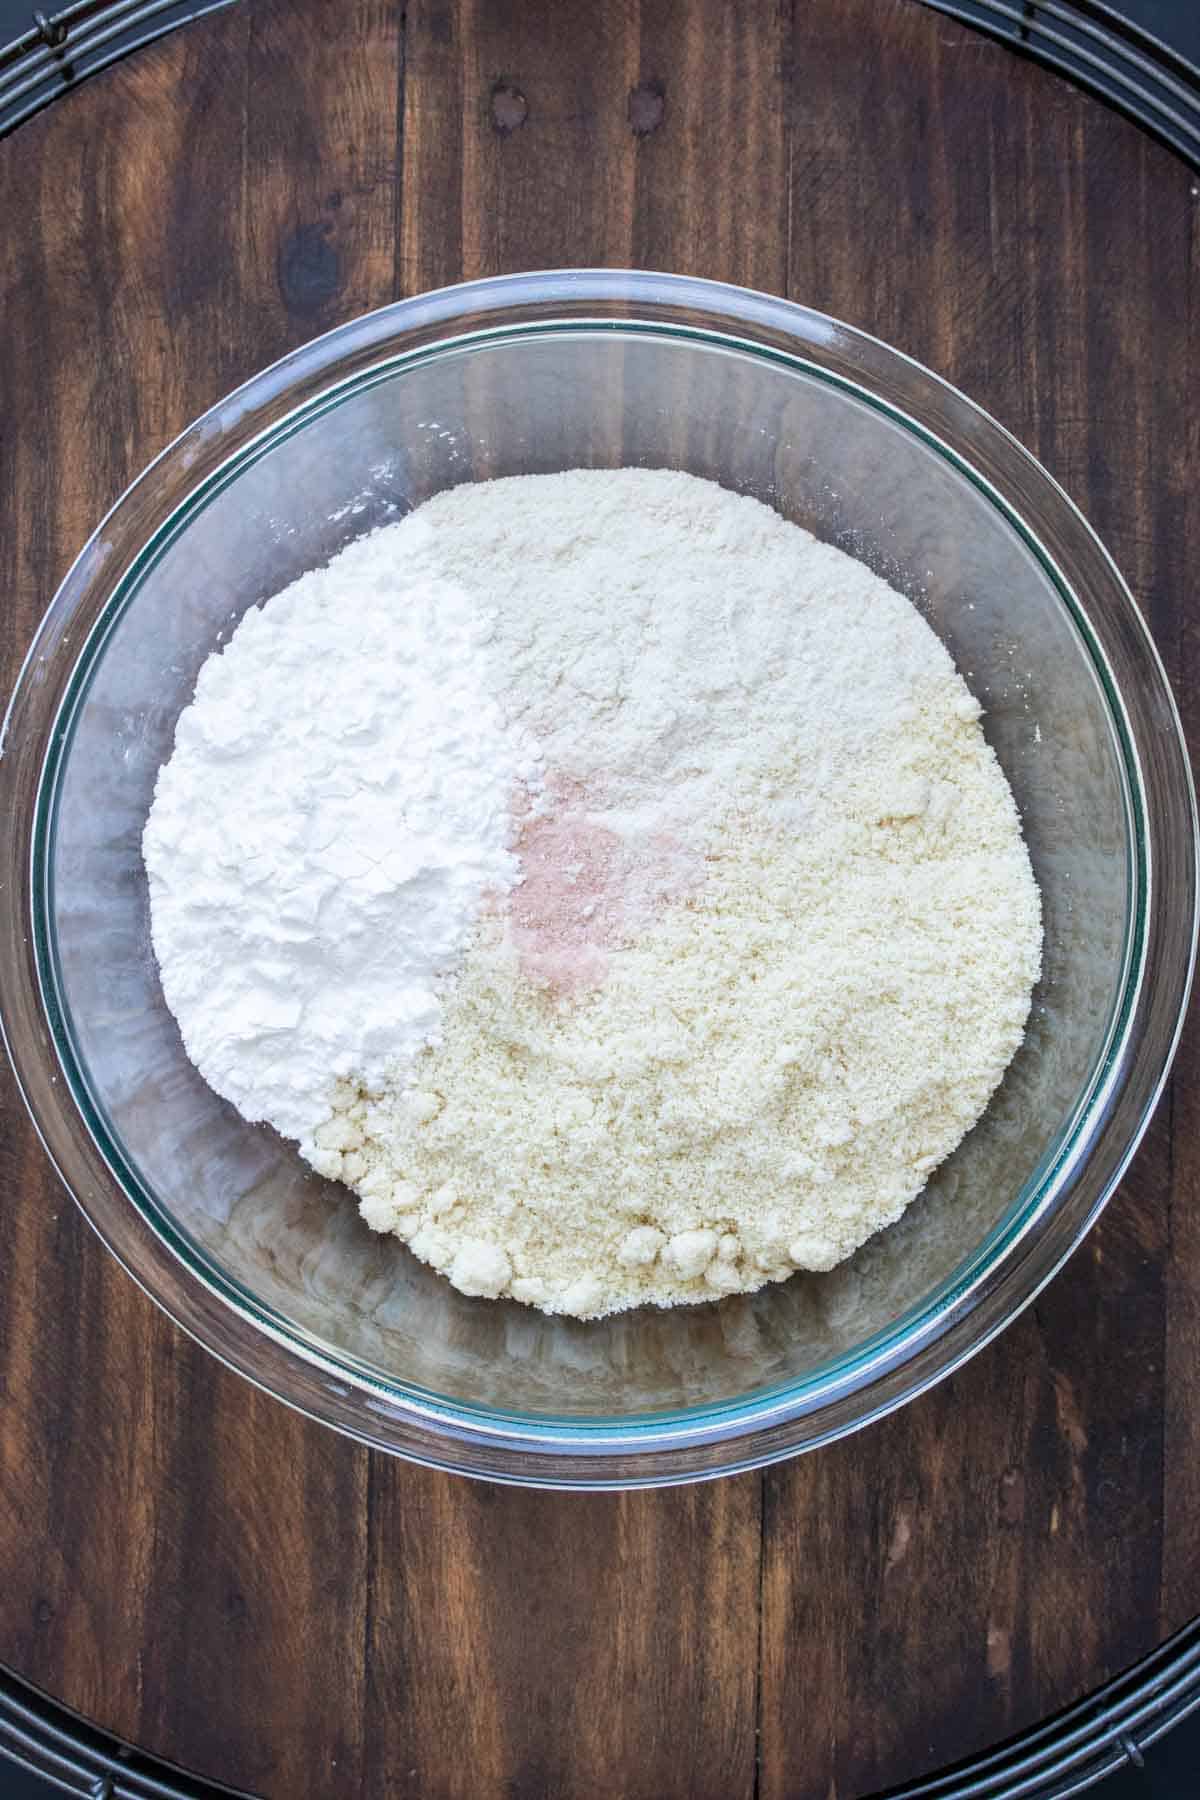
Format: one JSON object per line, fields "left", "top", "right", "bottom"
{"left": 508, "top": 774, "right": 693, "bottom": 995}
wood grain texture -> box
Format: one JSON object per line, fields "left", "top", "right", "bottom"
{"left": 0, "top": 6, "right": 394, "bottom": 1795}
{"left": 760, "top": 7, "right": 1191, "bottom": 1792}
{"left": 365, "top": 1475, "right": 761, "bottom": 1800}
{"left": 0, "top": 1, "right": 1197, "bottom": 1796}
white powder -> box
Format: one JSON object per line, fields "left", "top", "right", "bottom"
{"left": 143, "top": 533, "right": 542, "bottom": 1151}
{"left": 144, "top": 468, "right": 1042, "bottom": 1319}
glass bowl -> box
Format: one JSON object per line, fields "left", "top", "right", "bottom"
{"left": 1, "top": 271, "right": 1194, "bottom": 1488}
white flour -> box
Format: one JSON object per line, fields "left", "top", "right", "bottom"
{"left": 144, "top": 469, "right": 1042, "bottom": 1318}
{"left": 143, "top": 533, "right": 541, "bottom": 1149}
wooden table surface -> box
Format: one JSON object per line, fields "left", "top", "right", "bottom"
{"left": 1, "top": 1, "right": 1198, "bottom": 1795}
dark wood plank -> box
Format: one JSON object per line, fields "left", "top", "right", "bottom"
{"left": 1161, "top": 214, "right": 1200, "bottom": 1634}
{"left": 0, "top": 3, "right": 403, "bottom": 1793}
{"left": 627, "top": 0, "right": 790, "bottom": 291}
{"left": 365, "top": 1472, "right": 761, "bottom": 1800}
{"left": 761, "top": 4, "right": 1194, "bottom": 1792}
{"left": 761, "top": 1238, "right": 1171, "bottom": 1797}
{"left": 0, "top": 0, "right": 1196, "bottom": 1796}
{"left": 403, "top": 0, "right": 639, "bottom": 283}
{"left": 402, "top": 0, "right": 789, "bottom": 290}
{"left": 241, "top": 0, "right": 402, "bottom": 339}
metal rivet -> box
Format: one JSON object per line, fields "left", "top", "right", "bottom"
{"left": 33, "top": 10, "right": 68, "bottom": 48}
{"left": 1118, "top": 1730, "right": 1145, "bottom": 1769}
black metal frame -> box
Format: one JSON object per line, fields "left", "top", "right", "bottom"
{"left": 0, "top": 0, "right": 235, "bottom": 134}
{"left": 921, "top": 0, "right": 1200, "bottom": 164}
{"left": 0, "top": 0, "right": 1199, "bottom": 1794}
{"left": 874, "top": 1618, "right": 1200, "bottom": 1797}
{"left": 0, "top": 1665, "right": 249, "bottom": 1797}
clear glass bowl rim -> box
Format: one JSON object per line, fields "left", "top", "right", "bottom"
{"left": 1, "top": 269, "right": 1195, "bottom": 1489}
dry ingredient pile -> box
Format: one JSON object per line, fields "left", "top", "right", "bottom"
{"left": 144, "top": 469, "right": 1042, "bottom": 1318}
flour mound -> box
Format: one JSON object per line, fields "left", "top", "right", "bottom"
{"left": 145, "top": 468, "right": 1042, "bottom": 1320}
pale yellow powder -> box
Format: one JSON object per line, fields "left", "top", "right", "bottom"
{"left": 314, "top": 669, "right": 1041, "bottom": 1317}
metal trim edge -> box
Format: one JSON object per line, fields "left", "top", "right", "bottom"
{"left": 0, "top": 0, "right": 237, "bottom": 135}
{"left": 920, "top": 0, "right": 1200, "bottom": 167}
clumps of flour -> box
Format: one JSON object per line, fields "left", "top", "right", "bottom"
{"left": 144, "top": 468, "right": 1042, "bottom": 1320}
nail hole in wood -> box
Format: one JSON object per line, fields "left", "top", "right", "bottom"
{"left": 628, "top": 79, "right": 666, "bottom": 137}
{"left": 491, "top": 82, "right": 528, "bottom": 135}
